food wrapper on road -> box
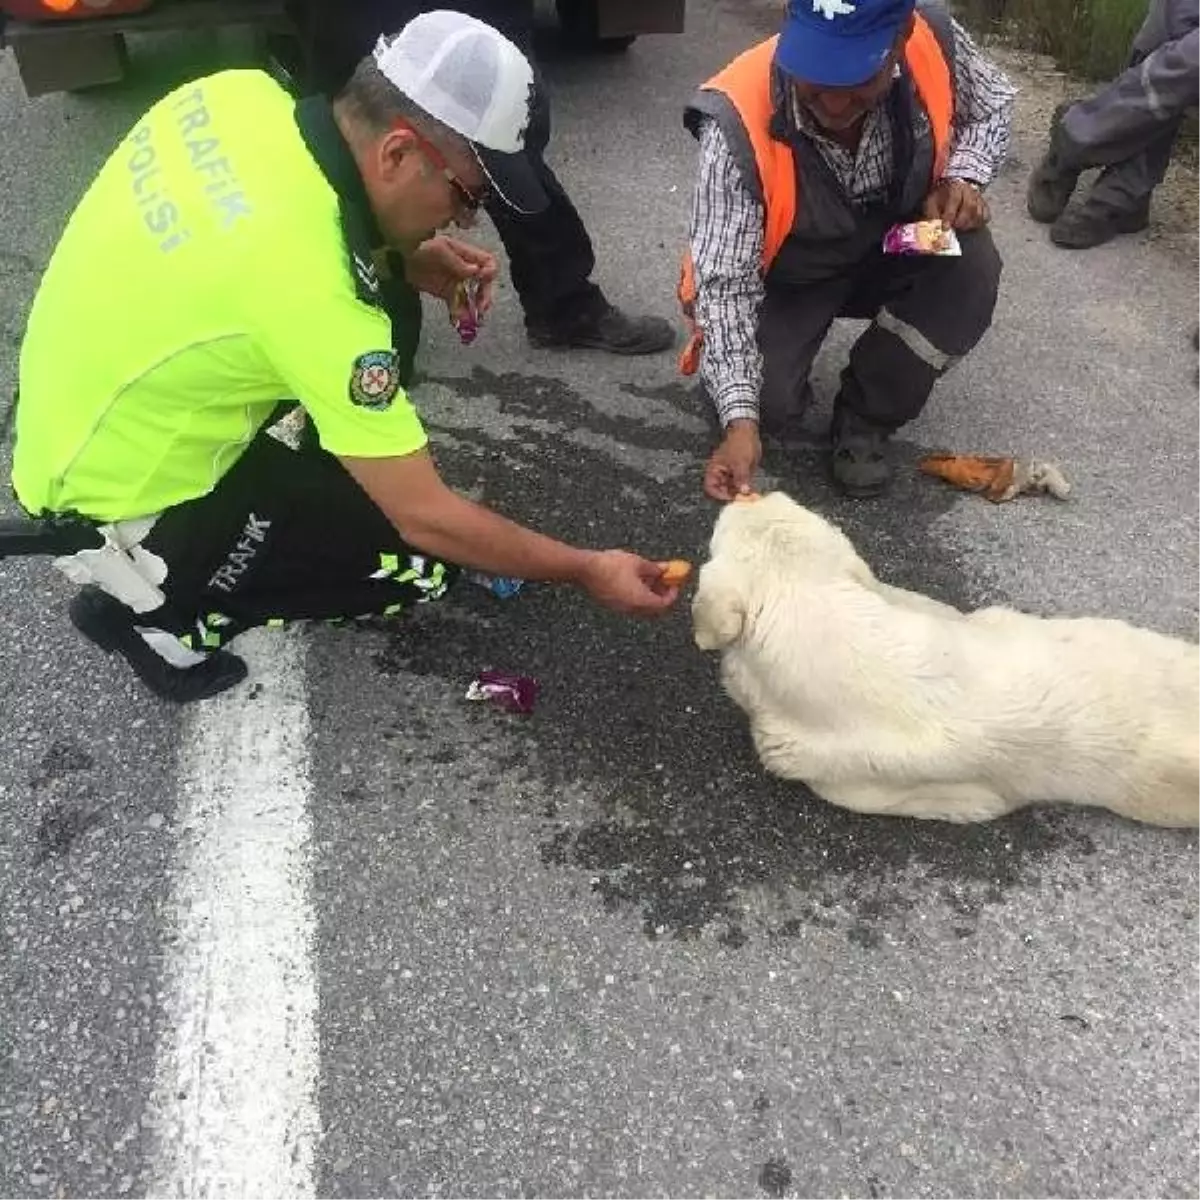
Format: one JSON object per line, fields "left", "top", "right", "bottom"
{"left": 467, "top": 571, "right": 525, "bottom": 599}
{"left": 465, "top": 670, "right": 539, "bottom": 714}
{"left": 918, "top": 453, "right": 1072, "bottom": 504}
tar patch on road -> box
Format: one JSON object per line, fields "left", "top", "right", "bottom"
{"left": 31, "top": 739, "right": 101, "bottom": 867}
{"left": 758, "top": 1155, "right": 793, "bottom": 1198}
{"left": 376, "top": 367, "right": 1097, "bottom": 945}
{"left": 31, "top": 738, "right": 95, "bottom": 788}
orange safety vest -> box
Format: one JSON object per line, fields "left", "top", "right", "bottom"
{"left": 676, "top": 15, "right": 954, "bottom": 376}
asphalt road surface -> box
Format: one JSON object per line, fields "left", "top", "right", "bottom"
{"left": 1, "top": 3, "right": 1197, "bottom": 1198}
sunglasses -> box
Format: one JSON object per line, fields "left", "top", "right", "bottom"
{"left": 393, "top": 119, "right": 489, "bottom": 212}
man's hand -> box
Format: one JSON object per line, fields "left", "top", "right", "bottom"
{"left": 922, "top": 178, "right": 990, "bottom": 231}
{"left": 577, "top": 550, "right": 682, "bottom": 618}
{"left": 704, "top": 419, "right": 762, "bottom": 502}
{"left": 403, "top": 234, "right": 498, "bottom": 316}
{"left": 340, "top": 451, "right": 681, "bottom": 620}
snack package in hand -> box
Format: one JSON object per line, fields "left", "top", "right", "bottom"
{"left": 882, "top": 220, "right": 962, "bottom": 257}
{"left": 453, "top": 278, "right": 482, "bottom": 344}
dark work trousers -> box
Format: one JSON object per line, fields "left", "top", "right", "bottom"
{"left": 758, "top": 227, "right": 1003, "bottom": 438}
{"left": 128, "top": 428, "right": 459, "bottom": 655}
{"left": 1058, "top": 0, "right": 1199, "bottom": 215}
{"left": 297, "top": 0, "right": 606, "bottom": 329}
{"left": 483, "top": 64, "right": 607, "bottom": 329}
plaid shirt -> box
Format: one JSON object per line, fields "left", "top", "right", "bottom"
{"left": 688, "top": 17, "right": 1017, "bottom": 428}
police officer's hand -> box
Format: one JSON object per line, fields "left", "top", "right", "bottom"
{"left": 577, "top": 550, "right": 683, "bottom": 618}
{"left": 923, "top": 178, "right": 990, "bottom": 231}
{"left": 704, "top": 420, "right": 762, "bottom": 502}
{"left": 403, "top": 234, "right": 498, "bottom": 314}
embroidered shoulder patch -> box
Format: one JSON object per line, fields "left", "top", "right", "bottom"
{"left": 349, "top": 350, "right": 401, "bottom": 411}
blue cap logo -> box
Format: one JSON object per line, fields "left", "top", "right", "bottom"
{"left": 813, "top": 0, "right": 859, "bottom": 18}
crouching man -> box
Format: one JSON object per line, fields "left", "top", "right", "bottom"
{"left": 678, "top": 0, "right": 1016, "bottom": 501}
{"left": 9, "top": 11, "right": 680, "bottom": 704}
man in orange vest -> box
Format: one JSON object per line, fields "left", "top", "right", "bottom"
{"left": 678, "top": 0, "right": 1015, "bottom": 500}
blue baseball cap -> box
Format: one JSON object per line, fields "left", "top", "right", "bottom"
{"left": 775, "top": 0, "right": 917, "bottom": 88}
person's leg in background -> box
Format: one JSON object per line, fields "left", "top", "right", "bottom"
{"left": 1026, "top": 0, "right": 1200, "bottom": 248}
{"left": 484, "top": 61, "right": 675, "bottom": 355}
{"left": 294, "top": 0, "right": 675, "bottom": 355}
{"left": 830, "top": 227, "right": 1003, "bottom": 497}
{"left": 66, "top": 426, "right": 461, "bottom": 703}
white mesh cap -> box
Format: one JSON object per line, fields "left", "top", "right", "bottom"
{"left": 372, "top": 10, "right": 546, "bottom": 214}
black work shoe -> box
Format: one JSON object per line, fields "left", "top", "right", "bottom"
{"left": 69, "top": 587, "right": 248, "bottom": 704}
{"left": 1050, "top": 201, "right": 1150, "bottom": 249}
{"left": 1026, "top": 102, "right": 1080, "bottom": 224}
{"left": 527, "top": 305, "right": 675, "bottom": 356}
{"left": 830, "top": 410, "right": 893, "bottom": 498}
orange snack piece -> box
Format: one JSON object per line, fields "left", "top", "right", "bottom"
{"left": 919, "top": 453, "right": 1016, "bottom": 502}
{"left": 660, "top": 560, "right": 692, "bottom": 587}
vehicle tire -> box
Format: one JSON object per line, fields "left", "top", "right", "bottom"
{"left": 554, "top": 0, "right": 637, "bottom": 52}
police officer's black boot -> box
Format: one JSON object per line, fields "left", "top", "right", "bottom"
{"left": 70, "top": 587, "right": 248, "bottom": 704}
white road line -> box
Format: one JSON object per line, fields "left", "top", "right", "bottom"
{"left": 149, "top": 627, "right": 319, "bottom": 1199}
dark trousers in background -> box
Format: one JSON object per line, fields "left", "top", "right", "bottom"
{"left": 133, "top": 429, "right": 459, "bottom": 653}
{"left": 1058, "top": 0, "right": 1200, "bottom": 216}
{"left": 298, "top": 0, "right": 606, "bottom": 330}
{"left": 484, "top": 70, "right": 606, "bottom": 328}
{"left": 757, "top": 228, "right": 1003, "bottom": 439}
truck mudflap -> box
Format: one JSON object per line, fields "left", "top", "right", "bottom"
{"left": 0, "top": 0, "right": 684, "bottom": 98}
{"left": 3, "top": 0, "right": 154, "bottom": 19}
{"left": 1, "top": 0, "right": 289, "bottom": 96}
{"left": 556, "top": 0, "right": 686, "bottom": 47}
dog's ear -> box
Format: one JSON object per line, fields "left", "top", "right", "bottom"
{"left": 691, "top": 561, "right": 747, "bottom": 651}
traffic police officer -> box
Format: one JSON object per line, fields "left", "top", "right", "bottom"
{"left": 10, "top": 10, "right": 680, "bottom": 704}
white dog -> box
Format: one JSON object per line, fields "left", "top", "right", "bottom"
{"left": 691, "top": 491, "right": 1199, "bottom": 827}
